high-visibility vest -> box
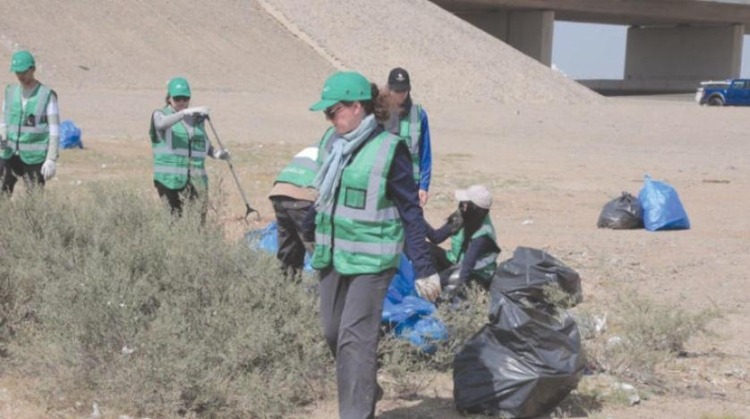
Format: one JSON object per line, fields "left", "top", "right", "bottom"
{"left": 398, "top": 104, "right": 422, "bottom": 184}
{"left": 274, "top": 144, "right": 320, "bottom": 188}
{"left": 446, "top": 215, "right": 500, "bottom": 282}
{"left": 149, "top": 107, "right": 208, "bottom": 190}
{"left": 312, "top": 130, "right": 405, "bottom": 275}
{"left": 2, "top": 83, "right": 53, "bottom": 164}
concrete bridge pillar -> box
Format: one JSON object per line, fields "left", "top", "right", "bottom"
{"left": 457, "top": 10, "right": 554, "bottom": 66}
{"left": 625, "top": 24, "right": 744, "bottom": 83}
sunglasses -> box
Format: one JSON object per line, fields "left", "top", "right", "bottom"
{"left": 173, "top": 96, "right": 190, "bottom": 102}
{"left": 324, "top": 103, "right": 345, "bottom": 120}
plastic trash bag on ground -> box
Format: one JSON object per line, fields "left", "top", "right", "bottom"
{"left": 245, "top": 224, "right": 448, "bottom": 351}
{"left": 597, "top": 191, "right": 644, "bottom": 229}
{"left": 489, "top": 247, "right": 582, "bottom": 308}
{"left": 453, "top": 247, "right": 584, "bottom": 417}
{"left": 382, "top": 254, "right": 448, "bottom": 352}
{"left": 638, "top": 175, "right": 690, "bottom": 231}
{"left": 244, "top": 221, "right": 312, "bottom": 271}
{"left": 60, "top": 120, "right": 83, "bottom": 149}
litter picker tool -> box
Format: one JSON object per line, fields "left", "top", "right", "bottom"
{"left": 203, "top": 115, "right": 259, "bottom": 221}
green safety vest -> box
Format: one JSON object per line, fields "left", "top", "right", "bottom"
{"left": 274, "top": 144, "right": 320, "bottom": 188}
{"left": 446, "top": 215, "right": 500, "bottom": 283}
{"left": 312, "top": 130, "right": 405, "bottom": 275}
{"left": 398, "top": 104, "right": 422, "bottom": 184}
{"left": 2, "top": 83, "right": 53, "bottom": 164}
{"left": 149, "top": 107, "right": 209, "bottom": 190}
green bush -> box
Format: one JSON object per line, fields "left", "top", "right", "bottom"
{"left": 0, "top": 183, "right": 505, "bottom": 417}
{"left": 0, "top": 185, "right": 332, "bottom": 418}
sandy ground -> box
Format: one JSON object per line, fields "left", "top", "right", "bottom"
{"left": 1, "top": 1, "right": 749, "bottom": 418}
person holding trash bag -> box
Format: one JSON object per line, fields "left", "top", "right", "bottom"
{"left": 384, "top": 67, "right": 432, "bottom": 207}
{"left": 268, "top": 144, "right": 320, "bottom": 279}
{"left": 149, "top": 77, "right": 229, "bottom": 216}
{"left": 0, "top": 50, "right": 60, "bottom": 195}
{"left": 306, "top": 71, "right": 440, "bottom": 418}
{"left": 426, "top": 184, "right": 501, "bottom": 291}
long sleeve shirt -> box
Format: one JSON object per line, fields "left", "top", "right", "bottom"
{"left": 426, "top": 221, "right": 498, "bottom": 283}
{"left": 302, "top": 132, "right": 436, "bottom": 279}
{"left": 417, "top": 108, "right": 432, "bottom": 192}
{"left": 152, "top": 108, "right": 219, "bottom": 156}
{"left": 0, "top": 83, "right": 60, "bottom": 161}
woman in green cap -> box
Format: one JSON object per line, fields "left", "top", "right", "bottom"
{"left": 149, "top": 76, "right": 229, "bottom": 215}
{"left": 304, "top": 71, "right": 441, "bottom": 418}
{"left": 0, "top": 50, "right": 60, "bottom": 195}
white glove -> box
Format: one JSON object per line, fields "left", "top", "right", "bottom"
{"left": 181, "top": 106, "right": 210, "bottom": 117}
{"left": 41, "top": 159, "right": 56, "bottom": 180}
{"left": 415, "top": 273, "right": 441, "bottom": 302}
{"left": 213, "top": 148, "right": 230, "bottom": 160}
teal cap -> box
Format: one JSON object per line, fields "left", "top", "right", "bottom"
{"left": 167, "top": 77, "right": 191, "bottom": 97}
{"left": 10, "top": 50, "right": 35, "bottom": 73}
{"left": 310, "top": 71, "right": 371, "bottom": 111}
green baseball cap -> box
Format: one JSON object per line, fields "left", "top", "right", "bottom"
{"left": 167, "top": 77, "right": 191, "bottom": 97}
{"left": 10, "top": 50, "right": 35, "bottom": 73}
{"left": 309, "top": 71, "right": 371, "bottom": 111}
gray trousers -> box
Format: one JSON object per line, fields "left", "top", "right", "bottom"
{"left": 319, "top": 267, "right": 395, "bottom": 419}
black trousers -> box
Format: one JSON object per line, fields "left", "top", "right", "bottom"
{"left": 0, "top": 155, "right": 45, "bottom": 196}
{"left": 270, "top": 196, "right": 313, "bottom": 277}
{"left": 154, "top": 180, "right": 202, "bottom": 217}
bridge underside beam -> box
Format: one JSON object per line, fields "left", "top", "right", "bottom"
{"left": 626, "top": 24, "right": 744, "bottom": 84}
{"left": 433, "top": 0, "right": 750, "bottom": 27}
{"left": 456, "top": 10, "right": 554, "bottom": 65}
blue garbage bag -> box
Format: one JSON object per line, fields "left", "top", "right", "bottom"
{"left": 244, "top": 221, "right": 312, "bottom": 271}
{"left": 60, "top": 120, "right": 83, "bottom": 149}
{"left": 382, "top": 254, "right": 449, "bottom": 352}
{"left": 638, "top": 175, "right": 690, "bottom": 231}
{"left": 245, "top": 223, "right": 449, "bottom": 351}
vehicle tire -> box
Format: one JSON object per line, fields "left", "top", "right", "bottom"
{"left": 708, "top": 96, "right": 724, "bottom": 106}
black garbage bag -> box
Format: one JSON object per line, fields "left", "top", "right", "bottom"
{"left": 597, "top": 191, "right": 644, "bottom": 229}
{"left": 490, "top": 247, "right": 582, "bottom": 308}
{"left": 453, "top": 247, "right": 584, "bottom": 417}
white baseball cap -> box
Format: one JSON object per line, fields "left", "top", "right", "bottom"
{"left": 455, "top": 185, "right": 492, "bottom": 209}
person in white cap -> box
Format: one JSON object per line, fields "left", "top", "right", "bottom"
{"left": 268, "top": 144, "right": 320, "bottom": 279}
{"left": 0, "top": 50, "right": 60, "bottom": 195}
{"left": 426, "top": 184, "right": 501, "bottom": 290}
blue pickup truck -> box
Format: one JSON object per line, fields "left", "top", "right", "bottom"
{"left": 695, "top": 79, "right": 750, "bottom": 106}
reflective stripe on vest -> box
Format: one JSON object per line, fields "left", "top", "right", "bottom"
{"left": 398, "top": 104, "right": 421, "bottom": 183}
{"left": 3, "top": 83, "right": 52, "bottom": 164}
{"left": 312, "top": 130, "right": 405, "bottom": 275}
{"left": 447, "top": 215, "right": 500, "bottom": 281}
{"left": 274, "top": 145, "right": 320, "bottom": 188}
{"left": 150, "top": 107, "right": 209, "bottom": 189}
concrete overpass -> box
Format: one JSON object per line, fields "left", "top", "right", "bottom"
{"left": 431, "top": 0, "right": 750, "bottom": 93}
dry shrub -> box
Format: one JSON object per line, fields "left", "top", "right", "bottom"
{"left": 0, "top": 184, "right": 332, "bottom": 418}
{"left": 579, "top": 290, "right": 722, "bottom": 385}
{"left": 377, "top": 286, "right": 488, "bottom": 397}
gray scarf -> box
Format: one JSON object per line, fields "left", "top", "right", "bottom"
{"left": 314, "top": 114, "right": 378, "bottom": 209}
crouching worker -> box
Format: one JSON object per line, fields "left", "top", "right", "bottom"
{"left": 268, "top": 145, "right": 319, "bottom": 280}
{"left": 427, "top": 184, "right": 500, "bottom": 292}
{"left": 149, "top": 77, "right": 229, "bottom": 216}
{"left": 306, "top": 71, "right": 440, "bottom": 419}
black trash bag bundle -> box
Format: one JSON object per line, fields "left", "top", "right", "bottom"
{"left": 488, "top": 247, "right": 582, "bottom": 308}
{"left": 596, "top": 191, "right": 644, "bottom": 229}
{"left": 453, "top": 247, "right": 585, "bottom": 417}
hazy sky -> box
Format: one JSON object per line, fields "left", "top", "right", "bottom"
{"left": 552, "top": 21, "right": 750, "bottom": 79}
